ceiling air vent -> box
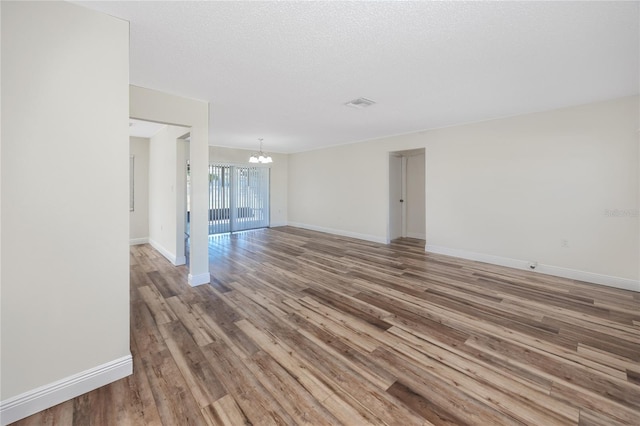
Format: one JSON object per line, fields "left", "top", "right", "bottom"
{"left": 345, "top": 97, "right": 376, "bottom": 109}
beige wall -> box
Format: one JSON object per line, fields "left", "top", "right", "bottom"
{"left": 209, "top": 146, "right": 288, "bottom": 226}
{"left": 1, "top": 0, "right": 130, "bottom": 414}
{"left": 289, "top": 96, "right": 639, "bottom": 289}
{"left": 130, "top": 137, "right": 150, "bottom": 243}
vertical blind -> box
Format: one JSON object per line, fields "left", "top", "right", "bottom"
{"left": 208, "top": 164, "right": 270, "bottom": 234}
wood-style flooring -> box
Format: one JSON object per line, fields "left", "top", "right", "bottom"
{"left": 12, "top": 226, "right": 640, "bottom": 425}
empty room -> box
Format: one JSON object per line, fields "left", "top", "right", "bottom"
{"left": 1, "top": 1, "right": 639, "bottom": 425}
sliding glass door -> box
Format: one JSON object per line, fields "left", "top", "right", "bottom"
{"left": 209, "top": 164, "right": 270, "bottom": 234}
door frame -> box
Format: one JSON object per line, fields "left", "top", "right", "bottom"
{"left": 388, "top": 153, "right": 404, "bottom": 243}
{"left": 388, "top": 148, "right": 426, "bottom": 244}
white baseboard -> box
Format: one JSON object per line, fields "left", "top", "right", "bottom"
{"left": 174, "top": 256, "right": 186, "bottom": 266}
{"left": 406, "top": 232, "right": 426, "bottom": 240}
{"left": 189, "top": 272, "right": 210, "bottom": 287}
{"left": 129, "top": 237, "right": 148, "bottom": 245}
{"left": 287, "top": 222, "right": 387, "bottom": 244}
{"left": 0, "top": 355, "right": 132, "bottom": 426}
{"left": 269, "top": 222, "right": 288, "bottom": 228}
{"left": 425, "top": 245, "right": 640, "bottom": 292}
{"left": 148, "top": 238, "right": 179, "bottom": 265}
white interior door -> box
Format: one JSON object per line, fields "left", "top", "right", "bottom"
{"left": 389, "top": 155, "right": 403, "bottom": 241}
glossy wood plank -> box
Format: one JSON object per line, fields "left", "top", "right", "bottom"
{"left": 12, "top": 228, "right": 640, "bottom": 425}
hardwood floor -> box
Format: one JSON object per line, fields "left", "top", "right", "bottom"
{"left": 12, "top": 226, "right": 640, "bottom": 425}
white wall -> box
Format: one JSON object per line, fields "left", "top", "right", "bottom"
{"left": 130, "top": 137, "right": 150, "bottom": 244}
{"left": 288, "top": 96, "right": 639, "bottom": 290}
{"left": 209, "top": 146, "right": 288, "bottom": 226}
{"left": 1, "top": 1, "right": 131, "bottom": 422}
{"left": 289, "top": 142, "right": 389, "bottom": 243}
{"left": 148, "top": 125, "right": 190, "bottom": 264}
{"left": 425, "top": 96, "right": 638, "bottom": 286}
{"left": 406, "top": 153, "right": 426, "bottom": 239}
{"left": 130, "top": 86, "right": 210, "bottom": 286}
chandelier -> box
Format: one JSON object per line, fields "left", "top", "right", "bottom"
{"left": 249, "top": 138, "right": 273, "bottom": 164}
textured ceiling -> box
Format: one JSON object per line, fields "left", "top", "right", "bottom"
{"left": 78, "top": 1, "right": 639, "bottom": 153}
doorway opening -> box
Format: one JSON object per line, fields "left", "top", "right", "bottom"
{"left": 129, "top": 118, "right": 191, "bottom": 266}
{"left": 388, "top": 148, "right": 426, "bottom": 244}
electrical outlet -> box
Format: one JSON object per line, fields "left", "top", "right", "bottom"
{"left": 561, "top": 239, "right": 569, "bottom": 248}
